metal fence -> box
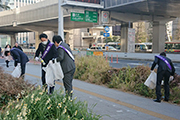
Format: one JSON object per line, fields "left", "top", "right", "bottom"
{"left": 69, "top": 0, "right": 101, "bottom": 4}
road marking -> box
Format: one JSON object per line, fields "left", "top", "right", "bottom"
{"left": 23, "top": 73, "right": 178, "bottom": 120}
{"left": 128, "top": 63, "right": 143, "bottom": 66}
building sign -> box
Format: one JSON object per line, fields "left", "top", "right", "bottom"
{"left": 71, "top": 12, "right": 84, "bottom": 22}
{"left": 101, "top": 11, "right": 109, "bottom": 24}
{"left": 85, "top": 11, "right": 98, "bottom": 23}
{"left": 127, "top": 28, "right": 135, "bottom": 53}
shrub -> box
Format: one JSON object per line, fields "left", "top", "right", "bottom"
{"left": 74, "top": 56, "right": 180, "bottom": 104}
{"left": 75, "top": 56, "right": 111, "bottom": 84}
{"left": 0, "top": 87, "right": 102, "bottom": 120}
{"left": 0, "top": 67, "right": 33, "bottom": 109}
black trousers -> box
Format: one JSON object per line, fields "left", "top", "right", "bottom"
{"left": 156, "top": 70, "right": 171, "bottom": 100}
{"left": 42, "top": 69, "right": 54, "bottom": 94}
{"left": 63, "top": 68, "right": 75, "bottom": 96}
{"left": 5, "top": 60, "right": 9, "bottom": 67}
{"left": 21, "top": 63, "right": 26, "bottom": 77}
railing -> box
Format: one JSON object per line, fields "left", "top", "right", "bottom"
{"left": 104, "top": 0, "right": 142, "bottom": 8}
{"left": 69, "top": 0, "right": 101, "bottom": 4}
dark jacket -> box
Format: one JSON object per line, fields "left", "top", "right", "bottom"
{"left": 10, "top": 48, "right": 29, "bottom": 65}
{"left": 57, "top": 42, "right": 75, "bottom": 74}
{"left": 13, "top": 46, "right": 23, "bottom": 51}
{"left": 151, "top": 55, "right": 175, "bottom": 75}
{"left": 35, "top": 40, "right": 57, "bottom": 66}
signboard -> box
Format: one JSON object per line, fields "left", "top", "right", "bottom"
{"left": 101, "top": 11, "right": 109, "bottom": 24}
{"left": 103, "top": 33, "right": 110, "bottom": 37}
{"left": 86, "top": 51, "right": 93, "bottom": 56}
{"left": 71, "top": 12, "right": 84, "bottom": 22}
{"left": 23, "top": 41, "right": 26, "bottom": 43}
{"left": 127, "top": 28, "right": 135, "bottom": 53}
{"left": 93, "top": 51, "right": 103, "bottom": 56}
{"left": 84, "top": 11, "right": 98, "bottom": 23}
{"left": 105, "top": 26, "right": 110, "bottom": 32}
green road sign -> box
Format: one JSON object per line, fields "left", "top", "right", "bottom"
{"left": 86, "top": 51, "right": 93, "bottom": 56}
{"left": 71, "top": 12, "right": 84, "bottom": 22}
{"left": 84, "top": 11, "right": 98, "bottom": 23}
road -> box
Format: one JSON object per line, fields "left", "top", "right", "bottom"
{"left": 0, "top": 58, "right": 180, "bottom": 120}
{"left": 109, "top": 58, "right": 180, "bottom": 75}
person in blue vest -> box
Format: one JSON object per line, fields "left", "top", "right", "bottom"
{"left": 5, "top": 48, "right": 29, "bottom": 77}
{"left": 151, "top": 52, "right": 175, "bottom": 102}
{"left": 52, "top": 35, "right": 75, "bottom": 97}
{"left": 34, "top": 33, "right": 57, "bottom": 94}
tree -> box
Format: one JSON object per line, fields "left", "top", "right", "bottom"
{"left": 0, "top": 0, "right": 10, "bottom": 10}
{"left": 134, "top": 22, "right": 147, "bottom": 43}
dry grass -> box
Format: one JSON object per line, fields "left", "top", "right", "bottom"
{"left": 74, "top": 56, "right": 180, "bottom": 104}
{"left": 0, "top": 67, "right": 34, "bottom": 109}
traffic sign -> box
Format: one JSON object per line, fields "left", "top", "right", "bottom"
{"left": 71, "top": 12, "right": 84, "bottom": 22}
{"left": 105, "top": 26, "right": 110, "bottom": 33}
{"left": 103, "top": 33, "right": 110, "bottom": 37}
{"left": 84, "top": 11, "right": 98, "bottom": 23}
{"left": 101, "top": 11, "right": 109, "bottom": 24}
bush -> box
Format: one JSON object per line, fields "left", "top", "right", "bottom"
{"left": 74, "top": 56, "right": 180, "bottom": 104}
{"left": 0, "top": 67, "right": 33, "bottom": 109}
{"left": 75, "top": 56, "right": 110, "bottom": 84}
{"left": 0, "top": 87, "right": 102, "bottom": 120}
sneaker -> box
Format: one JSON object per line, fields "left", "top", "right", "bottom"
{"left": 153, "top": 99, "right": 161, "bottom": 103}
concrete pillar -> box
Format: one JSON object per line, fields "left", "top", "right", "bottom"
{"left": 65, "top": 32, "right": 69, "bottom": 44}
{"left": 10, "top": 34, "right": 16, "bottom": 46}
{"left": 35, "top": 32, "right": 42, "bottom": 49}
{"left": 152, "top": 21, "right": 166, "bottom": 53}
{"left": 120, "top": 23, "right": 129, "bottom": 52}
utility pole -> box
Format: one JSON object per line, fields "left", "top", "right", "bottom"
{"left": 58, "top": 0, "right": 64, "bottom": 41}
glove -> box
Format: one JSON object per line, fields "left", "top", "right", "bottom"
{"left": 17, "top": 63, "right": 21, "bottom": 66}
{"left": 52, "top": 58, "right": 56, "bottom": 63}
{"left": 169, "top": 76, "right": 174, "bottom": 82}
{"left": 35, "top": 57, "right": 39, "bottom": 61}
{"left": 151, "top": 70, "right": 154, "bottom": 73}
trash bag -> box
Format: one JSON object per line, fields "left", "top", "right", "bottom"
{"left": 51, "top": 59, "right": 64, "bottom": 80}
{"left": 144, "top": 71, "right": 157, "bottom": 89}
{"left": 43, "top": 62, "right": 54, "bottom": 87}
{"left": 11, "top": 65, "right": 21, "bottom": 78}
{"left": 43, "top": 59, "right": 64, "bottom": 87}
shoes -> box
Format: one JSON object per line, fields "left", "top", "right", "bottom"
{"left": 153, "top": 99, "right": 161, "bottom": 103}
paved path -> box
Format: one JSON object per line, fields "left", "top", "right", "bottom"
{"left": 0, "top": 59, "right": 180, "bottom": 120}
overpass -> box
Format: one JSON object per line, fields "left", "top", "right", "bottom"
{"left": 0, "top": 0, "right": 180, "bottom": 53}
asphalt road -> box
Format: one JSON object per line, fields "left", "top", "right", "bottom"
{"left": 109, "top": 58, "right": 180, "bottom": 75}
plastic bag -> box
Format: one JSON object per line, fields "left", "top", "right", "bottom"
{"left": 43, "top": 59, "right": 64, "bottom": 87}
{"left": 11, "top": 65, "right": 21, "bottom": 78}
{"left": 144, "top": 71, "right": 157, "bottom": 89}
{"left": 43, "top": 63, "right": 54, "bottom": 87}
{"left": 51, "top": 59, "right": 64, "bottom": 80}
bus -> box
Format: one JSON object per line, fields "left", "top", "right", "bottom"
{"left": 165, "top": 41, "right": 180, "bottom": 53}
{"left": 135, "top": 43, "right": 152, "bottom": 52}
{"left": 107, "top": 42, "right": 121, "bottom": 50}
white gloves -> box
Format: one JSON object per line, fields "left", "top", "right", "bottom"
{"left": 35, "top": 57, "right": 39, "bottom": 61}
{"left": 17, "top": 63, "right": 21, "bottom": 66}
{"left": 151, "top": 70, "right": 154, "bottom": 73}
{"left": 169, "top": 76, "right": 174, "bottom": 82}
